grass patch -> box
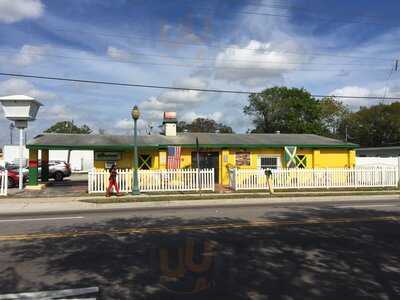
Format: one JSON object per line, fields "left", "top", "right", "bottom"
{"left": 81, "top": 189, "right": 400, "bottom": 204}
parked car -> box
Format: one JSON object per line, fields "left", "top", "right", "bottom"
{"left": 0, "top": 166, "right": 27, "bottom": 188}
{"left": 45, "top": 160, "right": 72, "bottom": 181}
{"left": 7, "top": 161, "right": 71, "bottom": 182}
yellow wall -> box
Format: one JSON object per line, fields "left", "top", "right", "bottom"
{"left": 94, "top": 150, "right": 160, "bottom": 169}
{"left": 93, "top": 147, "right": 356, "bottom": 185}
{"left": 318, "top": 149, "right": 355, "bottom": 168}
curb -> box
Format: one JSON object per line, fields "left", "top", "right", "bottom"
{"left": 0, "top": 194, "right": 399, "bottom": 217}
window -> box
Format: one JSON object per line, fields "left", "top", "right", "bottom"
{"left": 139, "top": 154, "right": 152, "bottom": 170}
{"left": 258, "top": 156, "right": 280, "bottom": 169}
{"left": 296, "top": 155, "right": 307, "bottom": 168}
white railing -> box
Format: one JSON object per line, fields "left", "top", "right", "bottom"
{"left": 0, "top": 170, "right": 8, "bottom": 196}
{"left": 230, "top": 167, "right": 399, "bottom": 191}
{"left": 88, "top": 168, "right": 215, "bottom": 194}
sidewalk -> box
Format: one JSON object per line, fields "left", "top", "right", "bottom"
{"left": 0, "top": 190, "right": 399, "bottom": 216}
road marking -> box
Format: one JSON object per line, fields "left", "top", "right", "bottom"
{"left": 336, "top": 204, "right": 397, "bottom": 208}
{"left": 0, "top": 286, "right": 98, "bottom": 299}
{"left": 0, "top": 216, "right": 85, "bottom": 223}
{"left": 0, "top": 215, "right": 399, "bottom": 242}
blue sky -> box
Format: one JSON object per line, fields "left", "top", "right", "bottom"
{"left": 0, "top": 0, "right": 400, "bottom": 145}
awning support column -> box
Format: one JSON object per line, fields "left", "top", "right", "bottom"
{"left": 41, "top": 149, "right": 49, "bottom": 182}
{"left": 28, "top": 149, "right": 39, "bottom": 186}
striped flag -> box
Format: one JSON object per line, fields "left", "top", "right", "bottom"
{"left": 167, "top": 146, "right": 181, "bottom": 169}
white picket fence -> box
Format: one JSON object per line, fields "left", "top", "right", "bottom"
{"left": 229, "top": 167, "right": 399, "bottom": 191}
{"left": 88, "top": 168, "right": 215, "bottom": 193}
{"left": 0, "top": 170, "right": 7, "bottom": 196}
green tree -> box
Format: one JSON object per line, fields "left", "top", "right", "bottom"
{"left": 339, "top": 102, "right": 400, "bottom": 147}
{"left": 44, "top": 121, "right": 92, "bottom": 134}
{"left": 177, "top": 118, "right": 233, "bottom": 133}
{"left": 320, "top": 97, "right": 349, "bottom": 137}
{"left": 244, "top": 87, "right": 347, "bottom": 136}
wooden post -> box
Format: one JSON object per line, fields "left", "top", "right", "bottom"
{"left": 265, "top": 169, "right": 274, "bottom": 195}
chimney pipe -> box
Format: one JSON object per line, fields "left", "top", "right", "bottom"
{"left": 163, "top": 112, "right": 177, "bottom": 136}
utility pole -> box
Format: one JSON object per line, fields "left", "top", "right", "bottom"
{"left": 9, "top": 123, "right": 14, "bottom": 145}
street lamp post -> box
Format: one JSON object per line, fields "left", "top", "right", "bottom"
{"left": 0, "top": 95, "right": 42, "bottom": 191}
{"left": 131, "top": 105, "right": 140, "bottom": 195}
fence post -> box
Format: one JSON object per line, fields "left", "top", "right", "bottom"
{"left": 398, "top": 157, "right": 400, "bottom": 189}
{"left": 5, "top": 170, "right": 8, "bottom": 196}
{"left": 234, "top": 168, "right": 238, "bottom": 191}
{"left": 211, "top": 168, "right": 215, "bottom": 191}
{"left": 325, "top": 168, "right": 329, "bottom": 189}
{"left": 355, "top": 167, "right": 358, "bottom": 189}
{"left": 196, "top": 168, "right": 200, "bottom": 191}
{"left": 88, "top": 170, "right": 91, "bottom": 194}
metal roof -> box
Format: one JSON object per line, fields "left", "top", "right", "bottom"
{"left": 27, "top": 132, "right": 358, "bottom": 150}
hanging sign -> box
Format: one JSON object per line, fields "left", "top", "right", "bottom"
{"left": 95, "top": 152, "right": 121, "bottom": 161}
{"left": 235, "top": 151, "right": 251, "bottom": 166}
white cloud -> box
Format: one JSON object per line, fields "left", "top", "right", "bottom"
{"left": 0, "top": 78, "right": 55, "bottom": 100}
{"left": 181, "top": 111, "right": 224, "bottom": 123}
{"left": 0, "top": 0, "right": 44, "bottom": 23}
{"left": 115, "top": 118, "right": 149, "bottom": 134}
{"left": 140, "top": 76, "right": 210, "bottom": 122}
{"left": 330, "top": 85, "right": 393, "bottom": 109}
{"left": 159, "top": 89, "right": 205, "bottom": 104}
{"left": 140, "top": 96, "right": 176, "bottom": 111}
{"left": 40, "top": 105, "right": 71, "bottom": 120}
{"left": 214, "top": 40, "right": 304, "bottom": 87}
{"left": 106, "top": 46, "right": 132, "bottom": 61}
{"left": 115, "top": 118, "right": 132, "bottom": 130}
{"left": 13, "top": 44, "right": 48, "bottom": 66}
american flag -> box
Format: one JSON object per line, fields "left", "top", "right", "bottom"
{"left": 167, "top": 146, "right": 181, "bottom": 169}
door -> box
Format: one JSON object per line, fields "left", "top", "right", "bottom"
{"left": 191, "top": 152, "right": 219, "bottom": 183}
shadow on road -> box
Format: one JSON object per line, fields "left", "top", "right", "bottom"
{"left": 0, "top": 207, "right": 400, "bottom": 299}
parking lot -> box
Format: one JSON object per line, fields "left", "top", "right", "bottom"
{"left": 7, "top": 173, "right": 89, "bottom": 197}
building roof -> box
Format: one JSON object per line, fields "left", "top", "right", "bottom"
{"left": 27, "top": 132, "right": 358, "bottom": 150}
{"left": 356, "top": 146, "right": 400, "bottom": 157}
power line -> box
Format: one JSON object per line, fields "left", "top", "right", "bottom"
{"left": 199, "top": 7, "right": 395, "bottom": 26}
{"left": 1, "top": 71, "right": 400, "bottom": 100}
{"left": 0, "top": 48, "right": 391, "bottom": 69}
{"left": 220, "top": 0, "right": 393, "bottom": 21}
{"left": 136, "top": 0, "right": 397, "bottom": 26}
{"left": 49, "top": 28, "right": 394, "bottom": 62}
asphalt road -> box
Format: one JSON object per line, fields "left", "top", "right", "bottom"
{"left": 0, "top": 198, "right": 400, "bottom": 299}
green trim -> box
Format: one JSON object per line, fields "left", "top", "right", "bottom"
{"left": 27, "top": 143, "right": 358, "bottom": 150}
{"left": 26, "top": 144, "right": 159, "bottom": 150}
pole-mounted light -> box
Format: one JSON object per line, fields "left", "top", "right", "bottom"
{"left": 0, "top": 95, "right": 42, "bottom": 191}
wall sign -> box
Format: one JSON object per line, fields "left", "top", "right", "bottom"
{"left": 105, "top": 161, "right": 117, "bottom": 169}
{"left": 95, "top": 152, "right": 122, "bottom": 161}
{"left": 235, "top": 152, "right": 251, "bottom": 166}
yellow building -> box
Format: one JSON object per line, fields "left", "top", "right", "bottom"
{"left": 26, "top": 115, "right": 358, "bottom": 187}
